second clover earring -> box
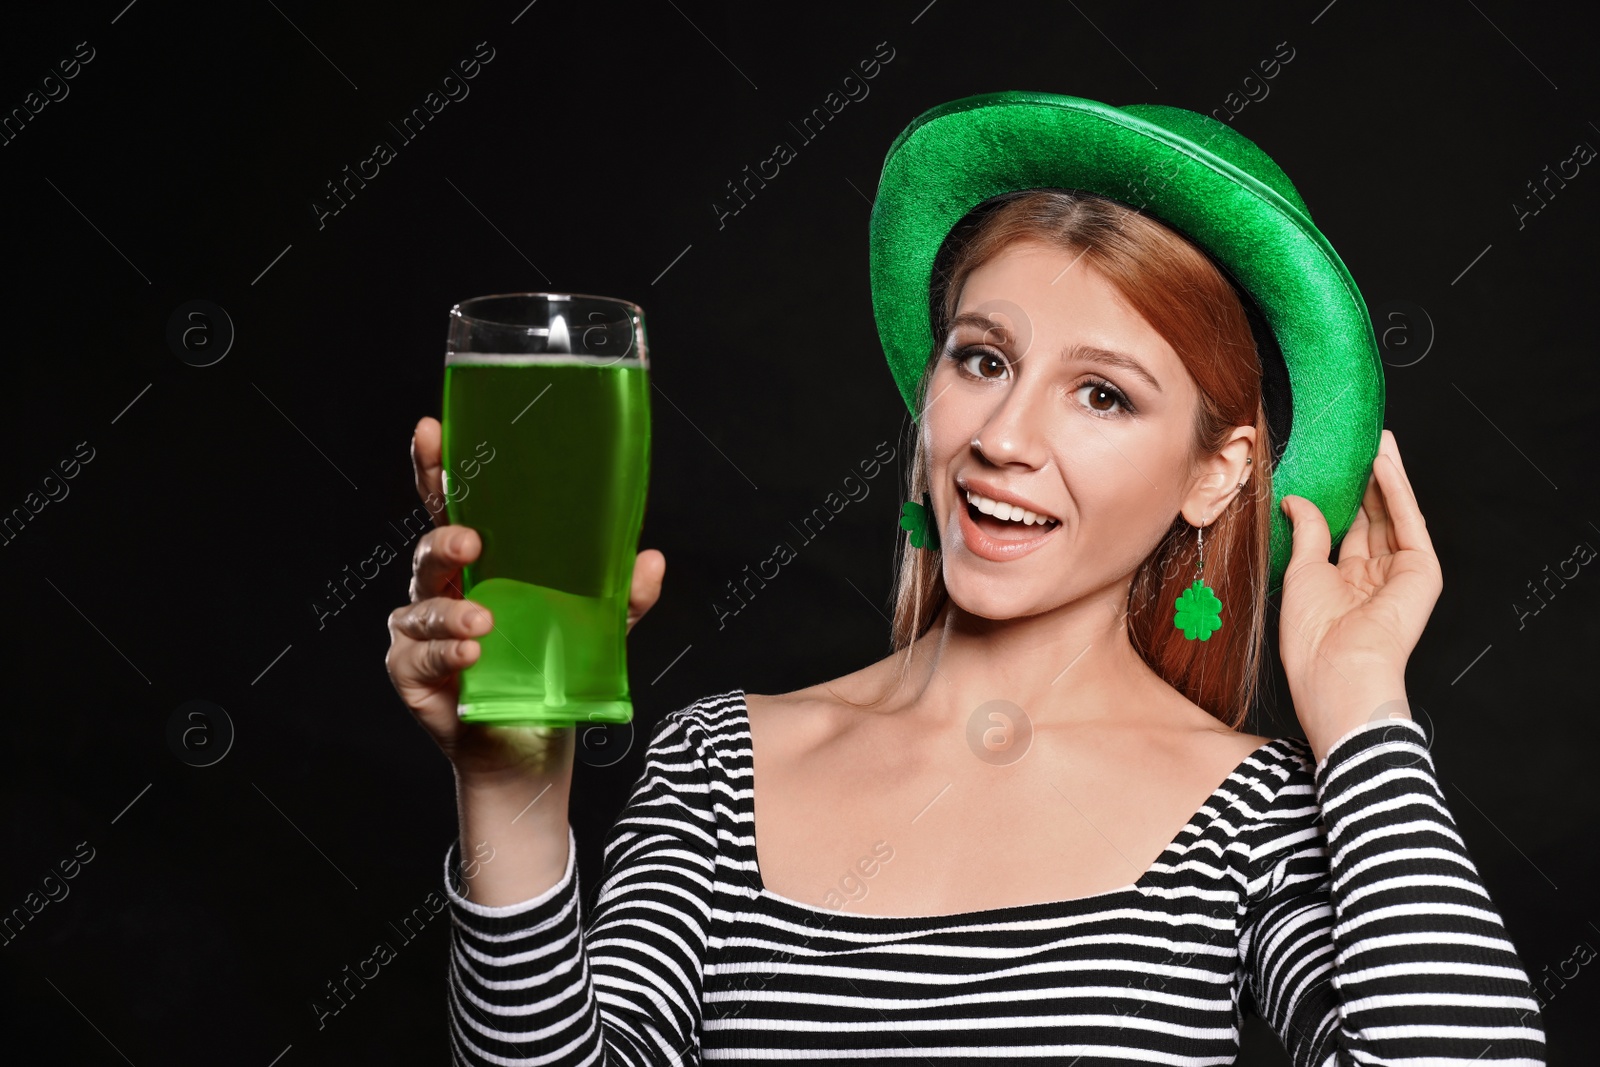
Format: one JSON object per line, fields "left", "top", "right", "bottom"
{"left": 1173, "top": 523, "right": 1223, "bottom": 641}
{"left": 899, "top": 489, "right": 940, "bottom": 551}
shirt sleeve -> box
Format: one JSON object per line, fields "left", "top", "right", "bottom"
{"left": 1237, "top": 717, "right": 1547, "bottom": 1065}
{"left": 443, "top": 707, "right": 717, "bottom": 1066}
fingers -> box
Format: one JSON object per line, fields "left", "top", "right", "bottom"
{"left": 1280, "top": 493, "right": 1331, "bottom": 579}
{"left": 412, "top": 416, "right": 449, "bottom": 526}
{"left": 386, "top": 596, "right": 492, "bottom": 688}
{"left": 387, "top": 627, "right": 481, "bottom": 687}
{"left": 1339, "top": 467, "right": 1387, "bottom": 564}
{"left": 1338, "top": 474, "right": 1373, "bottom": 564}
{"left": 1336, "top": 429, "right": 1402, "bottom": 564}
{"left": 1371, "top": 431, "right": 1435, "bottom": 557}
{"left": 626, "top": 549, "right": 666, "bottom": 632}
{"left": 1362, "top": 431, "right": 1397, "bottom": 554}
{"left": 389, "top": 594, "right": 493, "bottom": 644}
{"left": 410, "top": 525, "right": 481, "bottom": 603}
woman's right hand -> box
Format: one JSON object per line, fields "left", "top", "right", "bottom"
{"left": 384, "top": 416, "right": 667, "bottom": 782}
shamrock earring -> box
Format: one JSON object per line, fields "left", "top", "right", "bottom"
{"left": 1172, "top": 457, "right": 1251, "bottom": 641}
{"left": 899, "top": 489, "right": 940, "bottom": 551}
{"left": 1173, "top": 522, "right": 1223, "bottom": 640}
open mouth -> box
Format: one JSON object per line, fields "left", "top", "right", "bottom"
{"left": 960, "top": 486, "right": 1061, "bottom": 543}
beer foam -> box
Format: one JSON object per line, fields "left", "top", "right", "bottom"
{"left": 446, "top": 351, "right": 645, "bottom": 367}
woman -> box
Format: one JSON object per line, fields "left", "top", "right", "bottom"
{"left": 387, "top": 93, "right": 1546, "bottom": 1064}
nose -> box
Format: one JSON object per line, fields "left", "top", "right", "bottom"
{"left": 970, "top": 374, "right": 1051, "bottom": 468}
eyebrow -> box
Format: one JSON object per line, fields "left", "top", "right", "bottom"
{"left": 946, "top": 312, "right": 1164, "bottom": 394}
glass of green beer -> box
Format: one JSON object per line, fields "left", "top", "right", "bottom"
{"left": 441, "top": 293, "right": 651, "bottom": 728}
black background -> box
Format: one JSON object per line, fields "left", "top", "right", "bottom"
{"left": 2, "top": 1, "right": 1595, "bottom": 1063}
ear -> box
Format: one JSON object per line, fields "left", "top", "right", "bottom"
{"left": 1180, "top": 426, "right": 1256, "bottom": 526}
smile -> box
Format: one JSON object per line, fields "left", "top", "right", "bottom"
{"left": 954, "top": 481, "right": 1062, "bottom": 561}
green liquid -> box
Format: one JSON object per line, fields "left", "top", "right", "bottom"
{"left": 442, "top": 356, "right": 651, "bottom": 727}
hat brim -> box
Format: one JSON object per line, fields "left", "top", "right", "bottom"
{"left": 869, "top": 90, "right": 1384, "bottom": 596}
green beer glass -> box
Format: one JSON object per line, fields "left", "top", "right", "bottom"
{"left": 441, "top": 293, "right": 651, "bottom": 728}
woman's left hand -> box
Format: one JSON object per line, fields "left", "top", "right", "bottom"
{"left": 1276, "top": 429, "right": 1444, "bottom": 761}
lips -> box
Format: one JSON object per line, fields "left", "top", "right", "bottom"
{"left": 968, "top": 506, "right": 1046, "bottom": 540}
{"left": 955, "top": 489, "right": 1061, "bottom": 562}
{"left": 956, "top": 476, "right": 1061, "bottom": 526}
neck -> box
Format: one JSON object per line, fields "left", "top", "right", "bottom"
{"left": 884, "top": 576, "right": 1170, "bottom": 728}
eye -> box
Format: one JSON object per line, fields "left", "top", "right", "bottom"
{"left": 945, "top": 345, "right": 1009, "bottom": 380}
{"left": 944, "top": 345, "right": 1136, "bottom": 418}
{"left": 1076, "top": 378, "right": 1134, "bottom": 418}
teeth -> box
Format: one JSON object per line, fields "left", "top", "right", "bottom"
{"left": 965, "top": 489, "right": 1058, "bottom": 527}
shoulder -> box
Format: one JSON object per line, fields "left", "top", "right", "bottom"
{"left": 1145, "top": 681, "right": 1318, "bottom": 825}
{"left": 1217, "top": 734, "right": 1330, "bottom": 884}
{"left": 647, "top": 685, "right": 853, "bottom": 777}
{"left": 1152, "top": 678, "right": 1314, "bottom": 802}
{"left": 1232, "top": 734, "right": 1317, "bottom": 812}
{"left": 660, "top": 688, "right": 748, "bottom": 732}
{"left": 1229, "top": 741, "right": 1335, "bottom": 928}
{"left": 1240, "top": 733, "right": 1316, "bottom": 793}
{"left": 744, "top": 676, "right": 875, "bottom": 756}
{"left": 1154, "top": 688, "right": 1317, "bottom": 821}
{"left": 649, "top": 689, "right": 755, "bottom": 764}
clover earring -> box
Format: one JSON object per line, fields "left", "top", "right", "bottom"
{"left": 1173, "top": 522, "right": 1223, "bottom": 640}
{"left": 1172, "top": 457, "right": 1253, "bottom": 641}
{"left": 899, "top": 489, "right": 940, "bottom": 551}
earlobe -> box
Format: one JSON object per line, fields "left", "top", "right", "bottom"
{"left": 1180, "top": 470, "right": 1229, "bottom": 527}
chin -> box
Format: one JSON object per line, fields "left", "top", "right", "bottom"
{"left": 941, "top": 570, "right": 1055, "bottom": 622}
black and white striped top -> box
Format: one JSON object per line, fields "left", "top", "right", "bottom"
{"left": 442, "top": 689, "right": 1546, "bottom": 1065}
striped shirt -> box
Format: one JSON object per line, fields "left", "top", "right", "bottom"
{"left": 443, "top": 689, "right": 1546, "bottom": 1065}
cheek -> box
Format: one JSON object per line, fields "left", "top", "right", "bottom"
{"left": 1069, "top": 415, "right": 1188, "bottom": 493}
{"left": 1060, "top": 433, "right": 1187, "bottom": 544}
{"left": 921, "top": 387, "right": 986, "bottom": 459}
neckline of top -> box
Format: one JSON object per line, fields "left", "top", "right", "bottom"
{"left": 721, "top": 687, "right": 1289, "bottom": 930}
